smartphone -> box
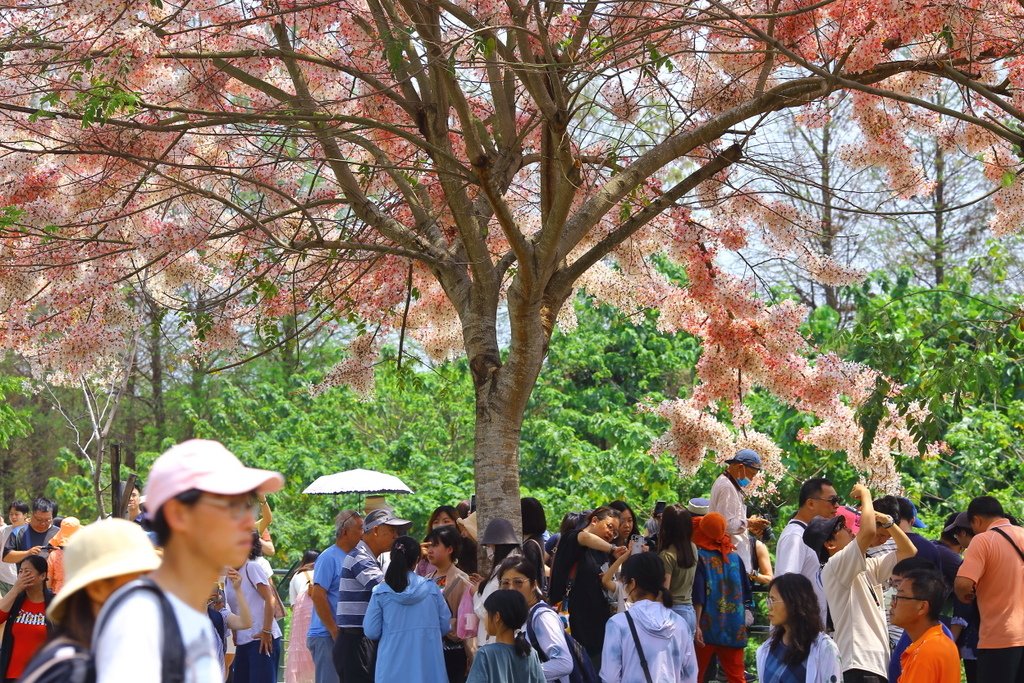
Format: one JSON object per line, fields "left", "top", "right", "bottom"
{"left": 470, "top": 494, "right": 477, "bottom": 513}
{"left": 630, "top": 534, "right": 644, "bottom": 554}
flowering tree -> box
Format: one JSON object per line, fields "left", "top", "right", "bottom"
{"left": 1, "top": 0, "right": 1024, "bottom": 530}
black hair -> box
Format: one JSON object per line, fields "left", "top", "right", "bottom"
{"left": 457, "top": 535, "right": 479, "bottom": 575}
{"left": 456, "top": 501, "right": 471, "bottom": 519}
{"left": 893, "top": 557, "right": 938, "bottom": 577}
{"left": 968, "top": 496, "right": 1005, "bottom": 521}
{"left": 384, "top": 536, "right": 421, "bottom": 593}
{"left": 873, "top": 496, "right": 902, "bottom": 524}
{"left": 621, "top": 553, "right": 672, "bottom": 608}
{"left": 50, "top": 588, "right": 95, "bottom": 646}
{"left": 249, "top": 530, "right": 264, "bottom": 560}
{"left": 798, "top": 478, "right": 834, "bottom": 507}
{"left": 588, "top": 506, "right": 621, "bottom": 524}
{"left": 768, "top": 573, "right": 824, "bottom": 667}
{"left": 21, "top": 554, "right": 48, "bottom": 576}
{"left": 901, "top": 568, "right": 946, "bottom": 621}
{"left": 483, "top": 590, "right": 532, "bottom": 657}
{"left": 300, "top": 549, "right": 320, "bottom": 567}
{"left": 607, "top": 501, "right": 637, "bottom": 542}
{"left": 521, "top": 498, "right": 547, "bottom": 539}
{"left": 152, "top": 489, "right": 202, "bottom": 546}
{"left": 425, "top": 506, "right": 460, "bottom": 538}
{"left": 559, "top": 511, "right": 587, "bottom": 536}
{"left": 896, "top": 497, "right": 916, "bottom": 525}
{"left": 31, "top": 497, "right": 56, "bottom": 515}
{"left": 425, "top": 525, "right": 463, "bottom": 562}
{"left": 658, "top": 504, "right": 695, "bottom": 569}
{"left": 8, "top": 500, "right": 29, "bottom": 515}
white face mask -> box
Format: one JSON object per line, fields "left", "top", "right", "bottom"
{"left": 484, "top": 546, "right": 495, "bottom": 560}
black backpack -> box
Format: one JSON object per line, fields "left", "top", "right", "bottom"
{"left": 18, "top": 579, "right": 186, "bottom": 683}
{"left": 524, "top": 601, "right": 599, "bottom": 683}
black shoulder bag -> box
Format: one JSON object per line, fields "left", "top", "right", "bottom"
{"left": 624, "top": 611, "right": 653, "bottom": 683}
{"left": 992, "top": 527, "right": 1024, "bottom": 565}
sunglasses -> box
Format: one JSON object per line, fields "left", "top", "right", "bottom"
{"left": 812, "top": 496, "right": 842, "bottom": 506}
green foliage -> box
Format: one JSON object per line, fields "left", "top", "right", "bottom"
{"left": 840, "top": 255, "right": 1024, "bottom": 457}
{"left": 26, "top": 255, "right": 1024, "bottom": 558}
{"left": 0, "top": 375, "right": 31, "bottom": 449}
{"left": 521, "top": 300, "right": 711, "bottom": 522}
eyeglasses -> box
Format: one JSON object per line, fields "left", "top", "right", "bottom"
{"left": 891, "top": 593, "right": 928, "bottom": 607}
{"left": 499, "top": 578, "right": 531, "bottom": 589}
{"left": 812, "top": 496, "right": 842, "bottom": 506}
{"left": 765, "top": 596, "right": 780, "bottom": 607}
{"left": 197, "top": 495, "right": 260, "bottom": 521}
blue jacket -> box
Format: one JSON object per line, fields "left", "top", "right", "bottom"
{"left": 363, "top": 572, "right": 451, "bottom": 683}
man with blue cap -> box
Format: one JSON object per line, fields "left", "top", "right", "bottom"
{"left": 709, "top": 449, "right": 769, "bottom": 575}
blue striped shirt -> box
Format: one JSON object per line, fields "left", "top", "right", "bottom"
{"left": 337, "top": 540, "right": 383, "bottom": 628}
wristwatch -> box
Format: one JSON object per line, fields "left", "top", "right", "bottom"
{"left": 879, "top": 519, "right": 894, "bottom": 529}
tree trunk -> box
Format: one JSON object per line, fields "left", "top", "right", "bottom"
{"left": 466, "top": 278, "right": 563, "bottom": 573}
{"left": 148, "top": 303, "right": 166, "bottom": 444}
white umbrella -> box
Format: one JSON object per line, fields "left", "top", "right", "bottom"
{"left": 303, "top": 468, "right": 414, "bottom": 495}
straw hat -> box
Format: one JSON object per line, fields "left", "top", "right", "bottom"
{"left": 457, "top": 512, "right": 478, "bottom": 541}
{"left": 48, "top": 518, "right": 161, "bottom": 623}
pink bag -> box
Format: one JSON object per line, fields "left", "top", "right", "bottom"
{"left": 456, "top": 584, "right": 478, "bottom": 638}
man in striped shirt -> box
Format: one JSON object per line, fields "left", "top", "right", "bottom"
{"left": 332, "top": 508, "right": 411, "bottom": 682}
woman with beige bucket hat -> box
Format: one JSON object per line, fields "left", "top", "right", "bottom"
{"left": 18, "top": 518, "right": 161, "bottom": 682}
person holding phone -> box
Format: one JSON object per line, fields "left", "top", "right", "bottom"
{"left": 225, "top": 531, "right": 283, "bottom": 683}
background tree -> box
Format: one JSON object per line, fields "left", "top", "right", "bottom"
{"left": 2, "top": 0, "right": 1024, "bottom": 532}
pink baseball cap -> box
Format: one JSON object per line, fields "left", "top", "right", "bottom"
{"left": 144, "top": 439, "right": 284, "bottom": 514}
{"left": 836, "top": 505, "right": 861, "bottom": 535}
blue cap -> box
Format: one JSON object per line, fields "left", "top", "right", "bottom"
{"left": 726, "top": 449, "right": 762, "bottom": 470}
{"left": 908, "top": 500, "right": 927, "bottom": 528}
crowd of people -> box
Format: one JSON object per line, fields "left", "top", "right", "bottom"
{"left": 0, "top": 440, "right": 1021, "bottom": 683}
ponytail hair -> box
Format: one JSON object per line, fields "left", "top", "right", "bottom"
{"left": 621, "top": 552, "right": 672, "bottom": 608}
{"left": 483, "top": 590, "right": 532, "bottom": 657}
{"left": 384, "top": 536, "right": 421, "bottom": 593}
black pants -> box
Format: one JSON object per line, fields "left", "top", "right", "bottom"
{"left": 332, "top": 629, "right": 376, "bottom": 683}
{"left": 442, "top": 640, "right": 467, "bottom": 683}
{"left": 964, "top": 658, "right": 977, "bottom": 683}
{"left": 843, "top": 669, "right": 887, "bottom": 683}
{"left": 978, "top": 647, "right": 1024, "bottom": 683}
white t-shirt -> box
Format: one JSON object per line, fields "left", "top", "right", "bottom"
{"left": 94, "top": 585, "right": 223, "bottom": 683}
{"left": 289, "top": 568, "right": 313, "bottom": 606}
{"left": 775, "top": 520, "right": 827, "bottom": 626}
{"left": 820, "top": 540, "right": 898, "bottom": 677}
{"left": 0, "top": 524, "right": 19, "bottom": 585}
{"left": 226, "top": 560, "right": 283, "bottom": 646}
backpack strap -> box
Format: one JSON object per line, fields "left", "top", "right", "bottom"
{"left": 992, "top": 527, "right": 1024, "bottom": 564}
{"left": 525, "top": 602, "right": 549, "bottom": 662}
{"left": 624, "top": 611, "right": 653, "bottom": 683}
{"left": 95, "top": 578, "right": 185, "bottom": 683}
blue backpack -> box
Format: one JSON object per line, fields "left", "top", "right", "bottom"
{"left": 524, "top": 602, "right": 599, "bottom": 683}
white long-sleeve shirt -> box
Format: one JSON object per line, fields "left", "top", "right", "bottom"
{"left": 526, "top": 603, "right": 574, "bottom": 682}
{"left": 709, "top": 473, "right": 752, "bottom": 574}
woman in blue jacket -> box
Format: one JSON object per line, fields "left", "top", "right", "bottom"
{"left": 364, "top": 535, "right": 451, "bottom": 682}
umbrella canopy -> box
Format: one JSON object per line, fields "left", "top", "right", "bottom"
{"left": 303, "top": 468, "right": 414, "bottom": 495}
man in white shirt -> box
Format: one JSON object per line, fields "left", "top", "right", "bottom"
{"left": 709, "top": 449, "right": 768, "bottom": 575}
{"left": 803, "top": 484, "right": 917, "bottom": 683}
{"left": 774, "top": 477, "right": 838, "bottom": 625}
{"left": 93, "top": 439, "right": 284, "bottom": 683}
